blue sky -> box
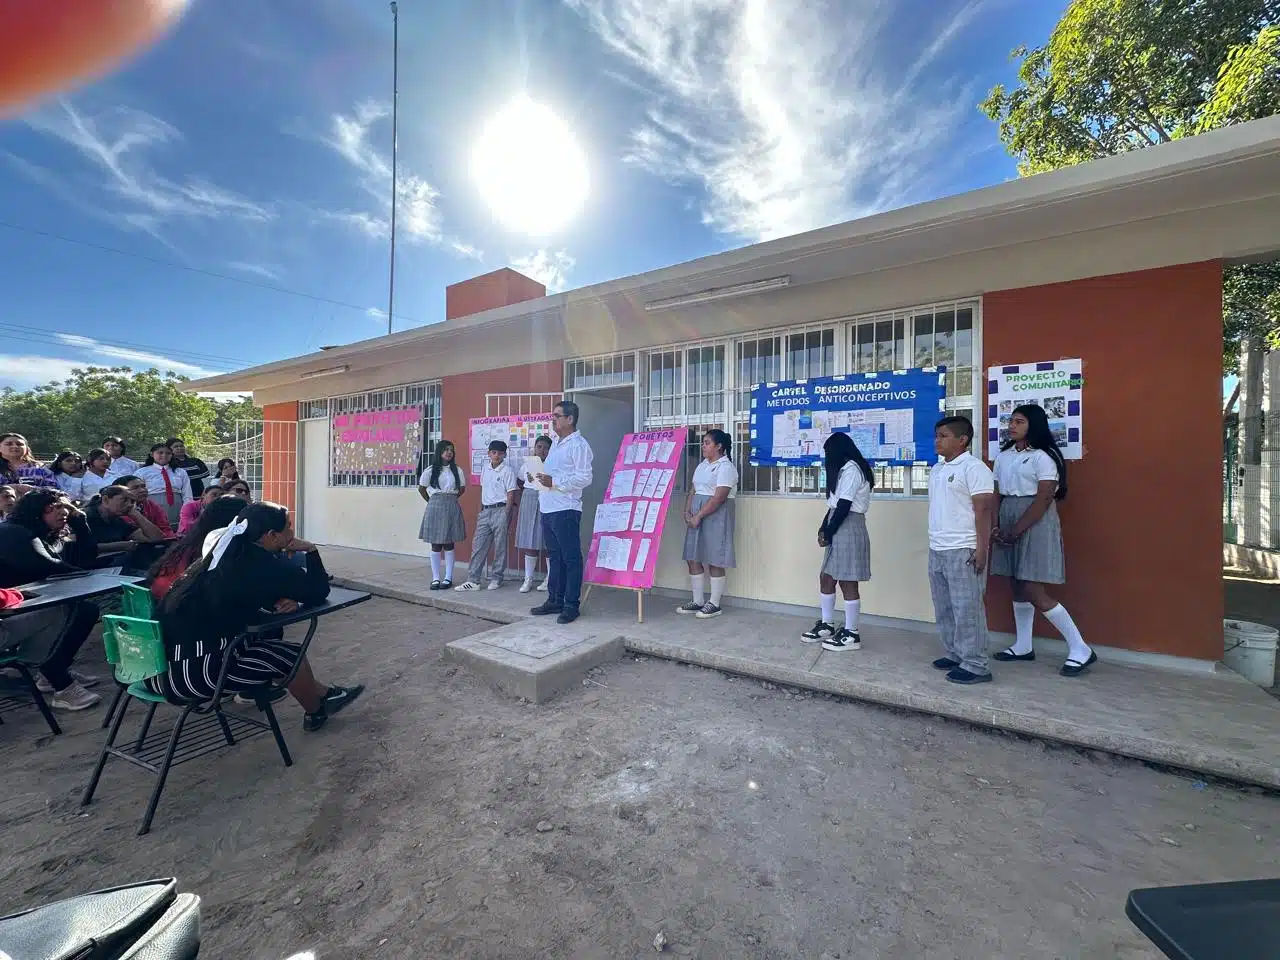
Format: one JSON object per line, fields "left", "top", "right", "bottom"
{"left": 0, "top": 0, "right": 1067, "bottom": 389}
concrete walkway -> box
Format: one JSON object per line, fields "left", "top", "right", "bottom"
{"left": 321, "top": 546, "right": 1280, "bottom": 789}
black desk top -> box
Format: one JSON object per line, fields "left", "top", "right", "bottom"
{"left": 1126, "top": 879, "right": 1280, "bottom": 960}
{"left": 1, "top": 572, "right": 143, "bottom": 615}
{"left": 243, "top": 586, "right": 371, "bottom": 633}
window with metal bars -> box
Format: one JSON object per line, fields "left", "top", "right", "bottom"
{"left": 565, "top": 352, "right": 636, "bottom": 391}
{"left": 303, "top": 382, "right": 443, "bottom": 487}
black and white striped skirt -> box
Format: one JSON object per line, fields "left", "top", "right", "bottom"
{"left": 681, "top": 495, "right": 736, "bottom": 568}
{"left": 419, "top": 491, "right": 466, "bottom": 544}
{"left": 145, "top": 638, "right": 302, "bottom": 701}
{"left": 990, "top": 495, "right": 1066, "bottom": 584}
{"left": 821, "top": 511, "right": 872, "bottom": 582}
{"left": 515, "top": 488, "right": 544, "bottom": 550}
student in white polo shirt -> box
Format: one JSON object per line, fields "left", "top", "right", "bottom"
{"left": 991, "top": 403, "right": 1096, "bottom": 676}
{"left": 927, "top": 415, "right": 997, "bottom": 685}
{"left": 456, "top": 440, "right": 517, "bottom": 591}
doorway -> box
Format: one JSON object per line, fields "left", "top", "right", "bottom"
{"left": 567, "top": 386, "right": 635, "bottom": 555}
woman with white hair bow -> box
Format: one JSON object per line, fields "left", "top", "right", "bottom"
{"left": 148, "top": 501, "right": 364, "bottom": 732}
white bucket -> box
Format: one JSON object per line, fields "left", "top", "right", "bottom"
{"left": 1223, "top": 620, "right": 1278, "bottom": 688}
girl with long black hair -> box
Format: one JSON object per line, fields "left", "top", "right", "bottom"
{"left": 991, "top": 403, "right": 1095, "bottom": 676}
{"left": 417, "top": 440, "right": 467, "bottom": 589}
{"left": 801, "top": 432, "right": 874, "bottom": 651}
{"left": 150, "top": 501, "right": 363, "bottom": 731}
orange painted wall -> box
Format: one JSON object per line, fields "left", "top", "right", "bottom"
{"left": 261, "top": 401, "right": 297, "bottom": 515}
{"left": 445, "top": 268, "right": 545, "bottom": 321}
{"left": 982, "top": 262, "right": 1223, "bottom": 659}
{"left": 440, "top": 361, "right": 563, "bottom": 563}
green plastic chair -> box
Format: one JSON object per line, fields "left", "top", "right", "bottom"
{"left": 100, "top": 603, "right": 161, "bottom": 730}
{"left": 82, "top": 615, "right": 295, "bottom": 835}
{"left": 119, "top": 584, "right": 154, "bottom": 622}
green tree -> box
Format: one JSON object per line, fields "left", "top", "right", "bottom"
{"left": 0, "top": 366, "right": 261, "bottom": 457}
{"left": 981, "top": 0, "right": 1280, "bottom": 372}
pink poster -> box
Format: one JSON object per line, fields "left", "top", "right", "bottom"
{"left": 467, "top": 414, "right": 556, "bottom": 483}
{"left": 585, "top": 427, "right": 688, "bottom": 590}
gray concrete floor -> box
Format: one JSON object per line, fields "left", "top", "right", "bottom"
{"left": 321, "top": 547, "right": 1280, "bottom": 789}
{"left": 1, "top": 598, "right": 1276, "bottom": 958}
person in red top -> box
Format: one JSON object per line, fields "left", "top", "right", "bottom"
{"left": 145, "top": 496, "right": 244, "bottom": 601}
{"left": 114, "top": 474, "right": 175, "bottom": 539}
{"left": 178, "top": 483, "right": 225, "bottom": 534}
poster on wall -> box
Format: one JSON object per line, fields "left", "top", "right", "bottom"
{"left": 467, "top": 414, "right": 556, "bottom": 482}
{"left": 331, "top": 406, "right": 423, "bottom": 477}
{"left": 986, "top": 359, "right": 1084, "bottom": 460}
{"left": 749, "top": 368, "right": 947, "bottom": 467}
{"left": 585, "top": 427, "right": 688, "bottom": 591}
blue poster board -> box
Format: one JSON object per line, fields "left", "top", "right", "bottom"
{"left": 749, "top": 368, "right": 947, "bottom": 467}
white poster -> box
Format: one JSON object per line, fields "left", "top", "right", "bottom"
{"left": 986, "top": 359, "right": 1084, "bottom": 460}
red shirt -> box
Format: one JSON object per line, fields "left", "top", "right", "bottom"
{"left": 124, "top": 499, "right": 175, "bottom": 538}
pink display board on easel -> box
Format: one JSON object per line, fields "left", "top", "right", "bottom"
{"left": 584, "top": 428, "right": 687, "bottom": 607}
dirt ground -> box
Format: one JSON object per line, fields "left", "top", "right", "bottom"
{"left": 1, "top": 598, "right": 1276, "bottom": 960}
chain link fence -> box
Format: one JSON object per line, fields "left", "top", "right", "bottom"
{"left": 1224, "top": 410, "right": 1280, "bottom": 550}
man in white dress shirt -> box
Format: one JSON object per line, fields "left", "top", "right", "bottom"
{"left": 532, "top": 400, "right": 593, "bottom": 624}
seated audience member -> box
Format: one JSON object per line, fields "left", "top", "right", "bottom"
{"left": 115, "top": 475, "right": 175, "bottom": 538}
{"left": 84, "top": 484, "right": 167, "bottom": 573}
{"left": 0, "top": 484, "right": 17, "bottom": 521}
{"left": 102, "top": 436, "right": 139, "bottom": 479}
{"left": 224, "top": 479, "right": 252, "bottom": 502}
{"left": 78, "top": 448, "right": 113, "bottom": 500}
{"left": 214, "top": 458, "right": 241, "bottom": 486}
{"left": 150, "top": 501, "right": 363, "bottom": 731}
{"left": 0, "top": 433, "right": 58, "bottom": 492}
{"left": 179, "top": 483, "right": 224, "bottom": 534}
{"left": 49, "top": 452, "right": 85, "bottom": 498}
{"left": 168, "top": 438, "right": 210, "bottom": 498}
{"left": 0, "top": 489, "right": 102, "bottom": 710}
{"left": 147, "top": 496, "right": 245, "bottom": 601}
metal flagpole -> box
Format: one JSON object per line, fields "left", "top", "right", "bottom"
{"left": 387, "top": 1, "right": 399, "bottom": 337}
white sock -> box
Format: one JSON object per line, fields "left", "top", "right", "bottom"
{"left": 1010, "top": 602, "right": 1035, "bottom": 654}
{"left": 524, "top": 555, "right": 537, "bottom": 579}
{"left": 844, "top": 599, "right": 860, "bottom": 632}
{"left": 430, "top": 552, "right": 442, "bottom": 581}
{"left": 709, "top": 576, "right": 726, "bottom": 606}
{"left": 444, "top": 550, "right": 455, "bottom": 581}
{"left": 691, "top": 574, "right": 706, "bottom": 606}
{"left": 819, "top": 592, "right": 836, "bottom": 624}
{"left": 1044, "top": 603, "right": 1090, "bottom": 662}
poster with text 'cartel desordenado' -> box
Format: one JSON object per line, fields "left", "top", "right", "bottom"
{"left": 749, "top": 369, "right": 947, "bottom": 467}
{"left": 986, "top": 359, "right": 1083, "bottom": 460}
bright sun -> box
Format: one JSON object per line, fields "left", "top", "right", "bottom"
{"left": 471, "top": 95, "right": 588, "bottom": 237}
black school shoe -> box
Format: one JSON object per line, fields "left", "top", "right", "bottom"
{"left": 304, "top": 684, "right": 365, "bottom": 732}
{"left": 531, "top": 601, "right": 563, "bottom": 616}
{"left": 932, "top": 657, "right": 960, "bottom": 670}
{"left": 993, "top": 647, "right": 1035, "bottom": 662}
{"left": 556, "top": 607, "right": 580, "bottom": 625}
{"left": 430, "top": 580, "right": 442, "bottom": 591}
{"left": 945, "top": 667, "right": 992, "bottom": 685}
{"left": 1060, "top": 650, "right": 1098, "bottom": 677}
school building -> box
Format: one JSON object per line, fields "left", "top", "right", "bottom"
{"left": 189, "top": 115, "right": 1280, "bottom": 668}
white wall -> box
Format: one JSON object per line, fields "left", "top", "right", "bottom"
{"left": 649, "top": 495, "right": 935, "bottom": 622}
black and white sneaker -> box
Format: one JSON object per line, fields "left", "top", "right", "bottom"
{"left": 801, "top": 620, "right": 836, "bottom": 643}
{"left": 304, "top": 684, "right": 365, "bottom": 732}
{"left": 821, "top": 628, "right": 861, "bottom": 652}
{"left": 676, "top": 600, "right": 703, "bottom": 615}
{"left": 695, "top": 602, "right": 723, "bottom": 619}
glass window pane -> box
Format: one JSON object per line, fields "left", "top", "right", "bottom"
{"left": 955, "top": 307, "right": 973, "bottom": 366}
{"left": 874, "top": 320, "right": 894, "bottom": 372}
{"left": 934, "top": 310, "right": 955, "bottom": 368}
{"left": 913, "top": 312, "right": 934, "bottom": 367}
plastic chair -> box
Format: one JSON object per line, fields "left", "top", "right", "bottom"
{"left": 81, "top": 615, "right": 294, "bottom": 835}
{"left": 100, "top": 585, "right": 154, "bottom": 729}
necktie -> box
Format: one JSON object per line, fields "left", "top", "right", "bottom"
{"left": 162, "top": 468, "right": 174, "bottom": 505}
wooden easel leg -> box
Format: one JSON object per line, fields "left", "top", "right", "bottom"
{"left": 583, "top": 584, "right": 593, "bottom": 608}
{"left": 637, "top": 590, "right": 644, "bottom": 624}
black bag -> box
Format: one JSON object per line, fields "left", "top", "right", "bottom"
{"left": 0, "top": 878, "right": 200, "bottom": 960}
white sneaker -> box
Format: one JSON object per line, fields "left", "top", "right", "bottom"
{"left": 51, "top": 681, "right": 101, "bottom": 711}
{"left": 486, "top": 581, "right": 501, "bottom": 591}
{"left": 455, "top": 581, "right": 481, "bottom": 591}
{"left": 519, "top": 578, "right": 534, "bottom": 593}
{"left": 36, "top": 669, "right": 102, "bottom": 694}
{"left": 536, "top": 579, "right": 548, "bottom": 592}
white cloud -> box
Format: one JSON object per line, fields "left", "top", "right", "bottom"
{"left": 366, "top": 306, "right": 388, "bottom": 319}
{"left": 564, "top": 0, "right": 989, "bottom": 241}
{"left": 16, "top": 101, "right": 273, "bottom": 233}
{"left": 226, "top": 261, "right": 283, "bottom": 281}
{"left": 510, "top": 250, "right": 576, "bottom": 293}
{"left": 53, "top": 333, "right": 218, "bottom": 378}
{"left": 0, "top": 355, "right": 88, "bottom": 389}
